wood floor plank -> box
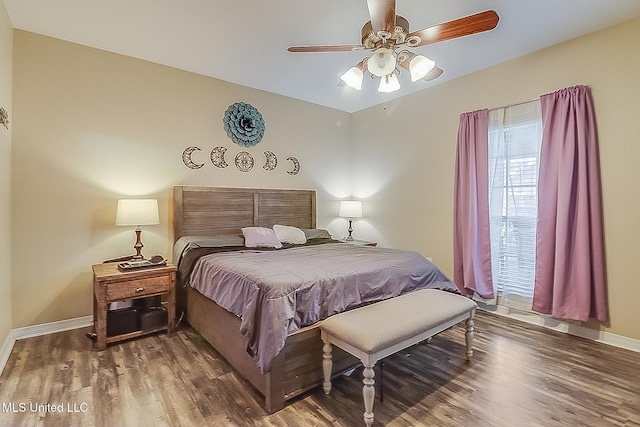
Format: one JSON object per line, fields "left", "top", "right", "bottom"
{"left": 0, "top": 311, "right": 639, "bottom": 426}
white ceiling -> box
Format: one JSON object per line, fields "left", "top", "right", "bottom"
{"left": 4, "top": 0, "right": 640, "bottom": 113}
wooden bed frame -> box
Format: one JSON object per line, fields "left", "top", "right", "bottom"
{"left": 171, "top": 186, "right": 358, "bottom": 413}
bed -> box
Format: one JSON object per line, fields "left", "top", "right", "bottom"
{"left": 171, "top": 186, "right": 460, "bottom": 413}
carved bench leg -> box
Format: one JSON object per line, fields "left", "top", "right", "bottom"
{"left": 362, "top": 363, "right": 376, "bottom": 427}
{"left": 465, "top": 315, "right": 475, "bottom": 361}
{"left": 322, "top": 341, "right": 333, "bottom": 394}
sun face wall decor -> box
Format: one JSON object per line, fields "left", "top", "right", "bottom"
{"left": 223, "top": 102, "right": 265, "bottom": 147}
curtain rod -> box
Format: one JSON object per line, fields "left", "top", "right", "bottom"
{"left": 488, "top": 96, "right": 540, "bottom": 112}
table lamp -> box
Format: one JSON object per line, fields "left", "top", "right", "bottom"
{"left": 339, "top": 200, "right": 363, "bottom": 241}
{"left": 116, "top": 199, "right": 160, "bottom": 260}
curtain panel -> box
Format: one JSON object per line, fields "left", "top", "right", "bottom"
{"left": 533, "top": 85, "right": 609, "bottom": 322}
{"left": 453, "top": 110, "right": 494, "bottom": 298}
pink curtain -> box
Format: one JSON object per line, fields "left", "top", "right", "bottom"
{"left": 453, "top": 110, "right": 494, "bottom": 298}
{"left": 533, "top": 85, "right": 608, "bottom": 322}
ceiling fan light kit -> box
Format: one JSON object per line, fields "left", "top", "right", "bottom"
{"left": 378, "top": 73, "right": 401, "bottom": 93}
{"left": 288, "top": 1, "right": 499, "bottom": 95}
{"left": 341, "top": 66, "right": 364, "bottom": 90}
{"left": 367, "top": 48, "right": 397, "bottom": 77}
{"left": 409, "top": 54, "right": 436, "bottom": 82}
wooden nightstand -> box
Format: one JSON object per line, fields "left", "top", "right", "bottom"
{"left": 340, "top": 238, "right": 377, "bottom": 247}
{"left": 92, "top": 263, "right": 177, "bottom": 350}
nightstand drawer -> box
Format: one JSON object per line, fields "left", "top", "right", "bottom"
{"left": 106, "top": 276, "right": 170, "bottom": 301}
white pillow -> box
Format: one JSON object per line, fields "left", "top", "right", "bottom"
{"left": 241, "top": 227, "right": 283, "bottom": 248}
{"left": 273, "top": 225, "right": 307, "bottom": 245}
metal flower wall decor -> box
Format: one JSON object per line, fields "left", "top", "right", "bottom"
{"left": 223, "top": 102, "right": 265, "bottom": 147}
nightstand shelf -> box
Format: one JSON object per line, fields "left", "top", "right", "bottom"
{"left": 105, "top": 325, "right": 168, "bottom": 345}
{"left": 92, "top": 262, "right": 177, "bottom": 350}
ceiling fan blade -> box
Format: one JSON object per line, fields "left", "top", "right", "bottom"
{"left": 288, "top": 45, "right": 365, "bottom": 53}
{"left": 422, "top": 66, "right": 443, "bottom": 81}
{"left": 407, "top": 10, "right": 499, "bottom": 48}
{"left": 367, "top": 0, "right": 396, "bottom": 34}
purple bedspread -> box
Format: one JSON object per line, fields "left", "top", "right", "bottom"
{"left": 187, "top": 242, "right": 459, "bottom": 373}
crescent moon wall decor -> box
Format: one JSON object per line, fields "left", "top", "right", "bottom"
{"left": 181, "top": 146, "right": 205, "bottom": 169}
{"left": 235, "top": 151, "right": 255, "bottom": 172}
{"left": 210, "top": 146, "right": 229, "bottom": 168}
{"left": 223, "top": 102, "right": 266, "bottom": 147}
{"left": 180, "top": 145, "right": 299, "bottom": 176}
{"left": 263, "top": 151, "right": 278, "bottom": 171}
{"left": 286, "top": 156, "right": 301, "bottom": 175}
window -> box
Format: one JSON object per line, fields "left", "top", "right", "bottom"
{"left": 488, "top": 101, "right": 542, "bottom": 300}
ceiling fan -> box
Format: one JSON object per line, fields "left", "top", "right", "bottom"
{"left": 288, "top": 0, "right": 499, "bottom": 93}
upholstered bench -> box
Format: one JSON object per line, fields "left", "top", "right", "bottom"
{"left": 320, "top": 289, "right": 477, "bottom": 426}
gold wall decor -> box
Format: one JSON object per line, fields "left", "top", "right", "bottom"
{"left": 181, "top": 146, "right": 205, "bottom": 169}
{"left": 263, "top": 150, "right": 277, "bottom": 171}
{"left": 210, "top": 146, "right": 229, "bottom": 168}
{"left": 286, "top": 156, "right": 300, "bottom": 175}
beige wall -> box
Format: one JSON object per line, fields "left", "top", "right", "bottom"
{"left": 0, "top": 2, "right": 13, "bottom": 346}
{"left": 10, "top": 17, "right": 640, "bottom": 342}
{"left": 351, "top": 17, "right": 640, "bottom": 340}
{"left": 11, "top": 31, "right": 352, "bottom": 328}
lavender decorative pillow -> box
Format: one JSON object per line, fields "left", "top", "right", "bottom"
{"left": 241, "top": 227, "right": 283, "bottom": 249}
{"left": 273, "top": 225, "right": 307, "bottom": 244}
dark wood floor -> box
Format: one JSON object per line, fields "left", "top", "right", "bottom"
{"left": 0, "top": 311, "right": 638, "bottom": 426}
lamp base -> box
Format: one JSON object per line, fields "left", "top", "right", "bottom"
{"left": 132, "top": 227, "right": 145, "bottom": 260}
{"left": 346, "top": 219, "right": 354, "bottom": 241}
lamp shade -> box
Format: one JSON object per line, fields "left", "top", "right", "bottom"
{"left": 339, "top": 200, "right": 363, "bottom": 218}
{"left": 409, "top": 55, "right": 436, "bottom": 82}
{"left": 340, "top": 66, "right": 364, "bottom": 90}
{"left": 367, "top": 48, "right": 397, "bottom": 77}
{"left": 115, "top": 199, "right": 160, "bottom": 226}
{"left": 378, "top": 74, "right": 401, "bottom": 93}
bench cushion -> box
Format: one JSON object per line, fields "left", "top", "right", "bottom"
{"left": 320, "top": 289, "right": 477, "bottom": 354}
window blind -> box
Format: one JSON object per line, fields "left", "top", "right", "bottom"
{"left": 488, "top": 101, "right": 542, "bottom": 299}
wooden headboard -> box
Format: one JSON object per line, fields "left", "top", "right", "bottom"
{"left": 171, "top": 186, "right": 316, "bottom": 241}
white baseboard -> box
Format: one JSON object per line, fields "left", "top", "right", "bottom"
{"left": 0, "top": 333, "right": 14, "bottom": 378}
{"left": 0, "top": 315, "right": 92, "bottom": 375}
{"left": 2, "top": 309, "right": 639, "bottom": 375}
{"left": 479, "top": 304, "right": 640, "bottom": 353}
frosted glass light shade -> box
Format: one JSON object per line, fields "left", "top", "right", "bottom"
{"left": 409, "top": 55, "right": 436, "bottom": 82}
{"left": 115, "top": 199, "right": 160, "bottom": 226}
{"left": 378, "top": 74, "right": 401, "bottom": 93}
{"left": 367, "top": 48, "right": 397, "bottom": 77}
{"left": 340, "top": 66, "right": 364, "bottom": 90}
{"left": 339, "top": 200, "right": 363, "bottom": 218}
